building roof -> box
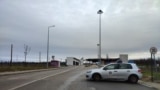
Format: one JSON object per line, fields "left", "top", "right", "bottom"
{"left": 86, "top": 58, "right": 120, "bottom": 62}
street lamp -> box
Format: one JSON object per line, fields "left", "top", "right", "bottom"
{"left": 47, "top": 25, "right": 55, "bottom": 68}
{"left": 97, "top": 9, "right": 103, "bottom": 66}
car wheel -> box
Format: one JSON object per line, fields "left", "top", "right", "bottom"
{"left": 129, "top": 75, "right": 138, "bottom": 83}
{"left": 92, "top": 74, "right": 101, "bottom": 81}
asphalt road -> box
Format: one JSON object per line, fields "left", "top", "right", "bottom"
{"left": 0, "top": 65, "right": 157, "bottom": 90}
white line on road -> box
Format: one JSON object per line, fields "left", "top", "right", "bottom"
{"left": 9, "top": 67, "right": 78, "bottom": 90}
{"left": 89, "top": 87, "right": 96, "bottom": 90}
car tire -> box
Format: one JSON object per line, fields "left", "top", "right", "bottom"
{"left": 92, "top": 74, "right": 101, "bottom": 81}
{"left": 128, "top": 75, "right": 138, "bottom": 83}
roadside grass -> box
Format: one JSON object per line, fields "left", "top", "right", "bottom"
{"left": 0, "top": 65, "right": 47, "bottom": 72}
{"left": 139, "top": 65, "right": 160, "bottom": 81}
{"left": 0, "top": 62, "right": 67, "bottom": 72}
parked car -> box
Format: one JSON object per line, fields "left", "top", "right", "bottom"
{"left": 86, "top": 63, "right": 142, "bottom": 83}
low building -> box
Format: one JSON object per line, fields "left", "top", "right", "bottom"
{"left": 86, "top": 54, "right": 128, "bottom": 65}
{"left": 86, "top": 58, "right": 119, "bottom": 65}
{"left": 50, "top": 60, "right": 60, "bottom": 68}
{"left": 50, "top": 56, "right": 60, "bottom": 68}
{"left": 119, "top": 54, "right": 128, "bottom": 63}
{"left": 66, "top": 57, "right": 81, "bottom": 66}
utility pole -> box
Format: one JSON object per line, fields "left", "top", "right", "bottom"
{"left": 106, "top": 54, "right": 109, "bottom": 59}
{"left": 10, "top": 44, "right": 13, "bottom": 66}
{"left": 97, "top": 10, "right": 103, "bottom": 66}
{"left": 39, "top": 51, "right": 41, "bottom": 63}
{"left": 47, "top": 25, "right": 55, "bottom": 68}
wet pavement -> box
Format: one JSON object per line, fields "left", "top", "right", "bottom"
{"left": 0, "top": 65, "right": 158, "bottom": 90}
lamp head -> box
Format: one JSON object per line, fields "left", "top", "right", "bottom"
{"left": 97, "top": 10, "right": 103, "bottom": 14}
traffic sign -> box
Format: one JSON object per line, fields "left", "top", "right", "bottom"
{"left": 150, "top": 47, "right": 157, "bottom": 54}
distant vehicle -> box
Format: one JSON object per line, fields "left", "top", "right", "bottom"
{"left": 86, "top": 63, "right": 142, "bottom": 83}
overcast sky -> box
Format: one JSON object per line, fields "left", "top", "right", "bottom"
{"left": 0, "top": 0, "right": 160, "bottom": 62}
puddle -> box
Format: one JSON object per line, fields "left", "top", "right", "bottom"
{"left": 58, "top": 71, "right": 85, "bottom": 90}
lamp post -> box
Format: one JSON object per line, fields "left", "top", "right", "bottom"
{"left": 97, "top": 10, "right": 103, "bottom": 66}
{"left": 47, "top": 25, "right": 55, "bottom": 68}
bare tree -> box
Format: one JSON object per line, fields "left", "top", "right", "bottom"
{"left": 24, "top": 44, "right": 31, "bottom": 63}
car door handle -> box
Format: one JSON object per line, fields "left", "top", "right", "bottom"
{"left": 114, "top": 71, "right": 117, "bottom": 72}
{"left": 109, "top": 71, "right": 112, "bottom": 74}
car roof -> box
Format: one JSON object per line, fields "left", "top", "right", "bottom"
{"left": 106, "top": 63, "right": 138, "bottom": 68}
{"left": 107, "top": 63, "right": 137, "bottom": 66}
{"left": 108, "top": 63, "right": 135, "bottom": 64}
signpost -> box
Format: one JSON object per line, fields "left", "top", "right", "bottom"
{"left": 150, "top": 47, "right": 158, "bottom": 82}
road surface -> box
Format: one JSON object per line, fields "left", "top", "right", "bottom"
{"left": 0, "top": 65, "right": 157, "bottom": 90}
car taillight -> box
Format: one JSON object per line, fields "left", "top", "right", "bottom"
{"left": 138, "top": 69, "right": 142, "bottom": 73}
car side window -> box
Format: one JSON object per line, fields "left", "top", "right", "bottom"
{"left": 103, "top": 64, "right": 119, "bottom": 70}
{"left": 127, "top": 64, "right": 132, "bottom": 69}
{"left": 119, "top": 64, "right": 132, "bottom": 69}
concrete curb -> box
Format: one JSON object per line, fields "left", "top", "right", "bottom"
{"left": 138, "top": 80, "right": 160, "bottom": 90}
{"left": 0, "top": 67, "right": 67, "bottom": 76}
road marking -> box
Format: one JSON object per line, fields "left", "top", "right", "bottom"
{"left": 9, "top": 67, "right": 78, "bottom": 90}
{"left": 89, "top": 87, "right": 96, "bottom": 90}
{"left": 8, "top": 76, "right": 29, "bottom": 80}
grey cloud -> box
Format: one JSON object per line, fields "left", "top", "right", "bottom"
{"left": 0, "top": 0, "right": 160, "bottom": 61}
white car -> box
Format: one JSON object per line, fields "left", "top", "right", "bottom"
{"left": 86, "top": 63, "right": 142, "bottom": 83}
